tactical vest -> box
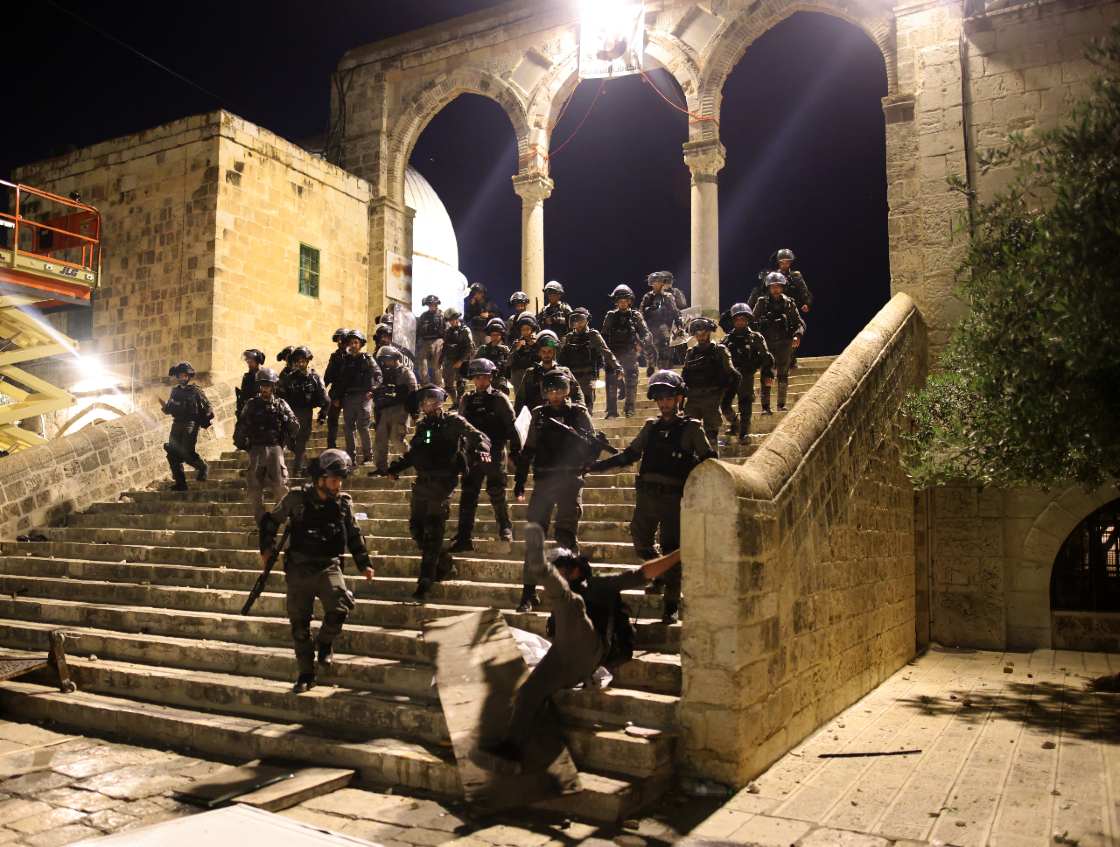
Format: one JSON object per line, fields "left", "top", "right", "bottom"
{"left": 167, "top": 385, "right": 203, "bottom": 421}
{"left": 462, "top": 390, "right": 509, "bottom": 449}
{"left": 683, "top": 345, "right": 724, "bottom": 390}
{"left": 408, "top": 414, "right": 463, "bottom": 473}
{"left": 243, "top": 398, "right": 287, "bottom": 446}
{"left": 638, "top": 417, "right": 699, "bottom": 485}
{"left": 418, "top": 312, "right": 445, "bottom": 340}
{"left": 289, "top": 487, "right": 350, "bottom": 559}
{"left": 340, "top": 353, "right": 376, "bottom": 394}
{"left": 605, "top": 310, "right": 638, "bottom": 348}
{"left": 444, "top": 326, "right": 472, "bottom": 359}
{"left": 375, "top": 368, "right": 406, "bottom": 406}
{"left": 283, "top": 372, "right": 320, "bottom": 409}
{"left": 756, "top": 297, "right": 793, "bottom": 338}
{"left": 560, "top": 332, "right": 595, "bottom": 374}
{"left": 477, "top": 344, "right": 510, "bottom": 374}
{"left": 509, "top": 340, "right": 538, "bottom": 370}
{"left": 534, "top": 404, "right": 590, "bottom": 471}
{"left": 642, "top": 293, "right": 675, "bottom": 326}
{"left": 539, "top": 303, "right": 571, "bottom": 330}
{"left": 724, "top": 331, "right": 760, "bottom": 370}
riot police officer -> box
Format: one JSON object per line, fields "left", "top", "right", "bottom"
{"left": 236, "top": 348, "right": 265, "bottom": 418}
{"left": 441, "top": 307, "right": 474, "bottom": 405}
{"left": 681, "top": 317, "right": 739, "bottom": 450}
{"left": 506, "top": 291, "right": 532, "bottom": 344}
{"left": 416, "top": 295, "right": 446, "bottom": 386}
{"left": 475, "top": 317, "right": 513, "bottom": 394}
{"left": 385, "top": 385, "right": 490, "bottom": 602}
{"left": 559, "top": 307, "right": 618, "bottom": 415}
{"left": 162, "top": 362, "right": 213, "bottom": 491}
{"left": 602, "top": 285, "right": 655, "bottom": 418}
{"left": 259, "top": 449, "right": 375, "bottom": 693}
{"left": 720, "top": 304, "right": 774, "bottom": 442}
{"left": 451, "top": 358, "right": 518, "bottom": 551}
{"left": 508, "top": 313, "right": 540, "bottom": 406}
{"left": 338, "top": 330, "right": 382, "bottom": 465}
{"left": 278, "top": 346, "right": 329, "bottom": 476}
{"left": 589, "top": 370, "right": 714, "bottom": 623}
{"left": 752, "top": 272, "right": 803, "bottom": 412}
{"left": 234, "top": 368, "right": 300, "bottom": 522}
{"left": 465, "top": 283, "right": 497, "bottom": 349}
{"left": 514, "top": 371, "right": 597, "bottom": 611}
{"left": 536, "top": 280, "right": 572, "bottom": 334}
{"left": 774, "top": 248, "right": 812, "bottom": 368}
{"left": 372, "top": 345, "right": 418, "bottom": 475}
{"left": 640, "top": 271, "right": 681, "bottom": 371}
{"left": 322, "top": 329, "right": 349, "bottom": 448}
{"left": 276, "top": 346, "right": 295, "bottom": 384}
{"left": 514, "top": 330, "right": 585, "bottom": 414}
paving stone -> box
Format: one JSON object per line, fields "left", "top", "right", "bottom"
{"left": 0, "top": 798, "right": 52, "bottom": 826}
{"left": 37, "top": 787, "right": 120, "bottom": 813}
{"left": 727, "top": 814, "right": 812, "bottom": 845}
{"left": 0, "top": 724, "right": 69, "bottom": 748}
{"left": 796, "top": 827, "right": 893, "bottom": 846}
{"left": 72, "top": 763, "right": 184, "bottom": 799}
{"left": 340, "top": 819, "right": 408, "bottom": 842}
{"left": 396, "top": 826, "right": 457, "bottom": 846}
{"left": 0, "top": 769, "right": 74, "bottom": 796}
{"left": 281, "top": 806, "right": 352, "bottom": 831}
{"left": 84, "top": 808, "right": 140, "bottom": 832}
{"left": 8, "top": 806, "right": 85, "bottom": 834}
{"left": 24, "top": 825, "right": 102, "bottom": 847}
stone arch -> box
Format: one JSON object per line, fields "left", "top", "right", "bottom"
{"left": 696, "top": 2, "right": 898, "bottom": 141}
{"left": 385, "top": 68, "right": 531, "bottom": 202}
{"left": 1010, "top": 484, "right": 1120, "bottom": 645}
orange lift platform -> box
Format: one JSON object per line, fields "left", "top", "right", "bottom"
{"left": 0, "top": 180, "right": 102, "bottom": 454}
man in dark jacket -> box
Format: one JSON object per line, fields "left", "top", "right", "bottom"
{"left": 279, "top": 346, "right": 329, "bottom": 476}
{"left": 162, "top": 362, "right": 213, "bottom": 491}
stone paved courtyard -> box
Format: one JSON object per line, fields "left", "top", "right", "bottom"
{"left": 0, "top": 647, "right": 1115, "bottom": 846}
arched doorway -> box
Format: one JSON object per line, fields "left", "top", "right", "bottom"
{"left": 1051, "top": 497, "right": 1120, "bottom": 650}
{"left": 716, "top": 12, "right": 891, "bottom": 356}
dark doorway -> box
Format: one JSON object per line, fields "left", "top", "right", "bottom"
{"left": 1051, "top": 498, "right": 1120, "bottom": 613}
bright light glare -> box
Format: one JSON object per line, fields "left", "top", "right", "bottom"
{"left": 69, "top": 355, "right": 122, "bottom": 394}
{"left": 579, "top": 0, "right": 644, "bottom": 79}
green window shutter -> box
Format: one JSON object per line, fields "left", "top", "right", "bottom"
{"left": 298, "top": 244, "right": 320, "bottom": 298}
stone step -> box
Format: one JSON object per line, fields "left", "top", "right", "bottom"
{"left": 0, "top": 575, "right": 680, "bottom": 650}
{"left": 0, "top": 679, "right": 652, "bottom": 822}
{"left": 0, "top": 597, "right": 679, "bottom": 694}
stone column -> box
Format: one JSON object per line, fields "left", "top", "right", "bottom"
{"left": 368, "top": 196, "right": 413, "bottom": 327}
{"left": 511, "top": 172, "right": 554, "bottom": 311}
{"left": 683, "top": 139, "right": 726, "bottom": 318}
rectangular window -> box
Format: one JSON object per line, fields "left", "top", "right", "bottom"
{"left": 298, "top": 243, "right": 320, "bottom": 298}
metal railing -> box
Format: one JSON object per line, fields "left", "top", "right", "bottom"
{"left": 0, "top": 179, "right": 101, "bottom": 277}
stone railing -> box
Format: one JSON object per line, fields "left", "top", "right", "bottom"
{"left": 679, "top": 293, "right": 927, "bottom": 786}
{"left": 0, "top": 381, "right": 237, "bottom": 539}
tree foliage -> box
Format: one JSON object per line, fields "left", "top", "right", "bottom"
{"left": 903, "top": 26, "right": 1120, "bottom": 489}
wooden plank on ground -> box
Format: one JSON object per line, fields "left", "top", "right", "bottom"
{"left": 423, "top": 608, "right": 581, "bottom": 812}
{"left": 175, "top": 762, "right": 296, "bottom": 808}
{"left": 234, "top": 767, "right": 354, "bottom": 812}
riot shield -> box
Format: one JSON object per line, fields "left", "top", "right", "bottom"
{"left": 673, "top": 306, "right": 702, "bottom": 345}
{"left": 391, "top": 304, "right": 417, "bottom": 362}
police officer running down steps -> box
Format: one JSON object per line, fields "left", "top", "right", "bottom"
{"left": 478, "top": 523, "right": 682, "bottom": 769}
{"left": 234, "top": 367, "right": 299, "bottom": 523}
{"left": 589, "top": 370, "right": 714, "bottom": 623}
{"left": 162, "top": 362, "right": 213, "bottom": 491}
{"left": 259, "top": 449, "right": 375, "bottom": 693}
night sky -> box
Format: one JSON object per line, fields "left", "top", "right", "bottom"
{"left": 4, "top": 1, "right": 890, "bottom": 356}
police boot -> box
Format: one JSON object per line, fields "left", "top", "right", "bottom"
{"left": 292, "top": 673, "right": 316, "bottom": 694}
{"left": 447, "top": 537, "right": 473, "bottom": 553}
{"left": 516, "top": 585, "right": 540, "bottom": 613}
{"left": 494, "top": 502, "right": 513, "bottom": 543}
{"left": 195, "top": 459, "right": 208, "bottom": 482}
{"left": 725, "top": 412, "right": 740, "bottom": 435}
{"left": 661, "top": 601, "right": 680, "bottom": 625}
{"left": 170, "top": 465, "right": 188, "bottom": 492}
{"left": 760, "top": 387, "right": 773, "bottom": 415}
{"left": 777, "top": 380, "right": 788, "bottom": 411}
{"left": 316, "top": 643, "right": 333, "bottom": 668}
{"left": 412, "top": 578, "right": 432, "bottom": 603}
{"left": 435, "top": 551, "right": 457, "bottom": 582}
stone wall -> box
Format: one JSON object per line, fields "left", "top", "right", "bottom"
{"left": 0, "top": 380, "right": 236, "bottom": 540}
{"left": 211, "top": 114, "right": 373, "bottom": 385}
{"left": 679, "top": 293, "right": 926, "bottom": 786}
{"left": 927, "top": 482, "right": 1120, "bottom": 650}
{"left": 14, "top": 116, "right": 221, "bottom": 384}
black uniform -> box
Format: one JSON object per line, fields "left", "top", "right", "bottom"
{"left": 416, "top": 310, "right": 447, "bottom": 385}
{"left": 235, "top": 370, "right": 259, "bottom": 418}
{"left": 639, "top": 290, "right": 681, "bottom": 369}
{"left": 338, "top": 352, "right": 382, "bottom": 462}
{"left": 235, "top": 395, "right": 300, "bottom": 521}
{"left": 162, "top": 384, "right": 212, "bottom": 486}
{"left": 537, "top": 301, "right": 573, "bottom": 335}
{"left": 322, "top": 347, "right": 347, "bottom": 449}
{"left": 558, "top": 328, "right": 619, "bottom": 415}
{"left": 388, "top": 412, "right": 489, "bottom": 588}
{"left": 508, "top": 333, "right": 539, "bottom": 405}
{"left": 681, "top": 341, "right": 740, "bottom": 449}
{"left": 441, "top": 323, "right": 474, "bottom": 405}
{"left": 466, "top": 298, "right": 498, "bottom": 348}
{"left": 505, "top": 311, "right": 531, "bottom": 344}
{"left": 591, "top": 413, "right": 714, "bottom": 618}
{"left": 720, "top": 329, "right": 774, "bottom": 439}
{"left": 260, "top": 486, "right": 372, "bottom": 676}
{"left": 515, "top": 362, "right": 586, "bottom": 414}
{"left": 752, "top": 294, "right": 803, "bottom": 409}
{"left": 279, "top": 368, "right": 329, "bottom": 474}
{"left": 373, "top": 364, "right": 418, "bottom": 473}
{"left": 475, "top": 342, "right": 512, "bottom": 394}
{"left": 601, "top": 308, "right": 655, "bottom": 417}
{"left": 455, "top": 387, "right": 518, "bottom": 545}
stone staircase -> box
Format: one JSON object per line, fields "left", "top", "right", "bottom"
{"left": 0, "top": 357, "right": 834, "bottom": 821}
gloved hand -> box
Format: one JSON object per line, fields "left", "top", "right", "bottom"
{"left": 646, "top": 365, "right": 655, "bottom": 377}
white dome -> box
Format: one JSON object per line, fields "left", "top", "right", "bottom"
{"left": 405, "top": 166, "right": 468, "bottom": 313}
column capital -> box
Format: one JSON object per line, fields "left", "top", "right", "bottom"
{"left": 683, "top": 139, "right": 726, "bottom": 181}
{"left": 511, "top": 171, "right": 554, "bottom": 204}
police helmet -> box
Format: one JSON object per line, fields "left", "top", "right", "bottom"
{"left": 729, "top": 302, "right": 753, "bottom": 319}
{"left": 168, "top": 361, "right": 195, "bottom": 377}
{"left": 290, "top": 345, "right": 313, "bottom": 363}
{"left": 509, "top": 291, "right": 530, "bottom": 306}
{"left": 415, "top": 384, "right": 448, "bottom": 409}
{"left": 485, "top": 317, "right": 506, "bottom": 334}
{"left": 421, "top": 294, "right": 441, "bottom": 306}
{"left": 551, "top": 550, "right": 592, "bottom": 582}
{"left": 243, "top": 348, "right": 265, "bottom": 365}
{"left": 277, "top": 345, "right": 294, "bottom": 363}
{"left": 469, "top": 282, "right": 487, "bottom": 295}
{"left": 689, "top": 317, "right": 717, "bottom": 334}
{"left": 444, "top": 307, "right": 462, "bottom": 320}
{"left": 541, "top": 370, "right": 570, "bottom": 392}
{"left": 344, "top": 329, "right": 368, "bottom": 346}
{"left": 374, "top": 324, "right": 392, "bottom": 341}
{"left": 255, "top": 367, "right": 280, "bottom": 384}
{"left": 375, "top": 345, "right": 402, "bottom": 364}
{"left": 535, "top": 329, "right": 560, "bottom": 348}
{"left": 308, "top": 448, "right": 352, "bottom": 479}
{"left": 647, "top": 369, "right": 687, "bottom": 399}
{"left": 468, "top": 358, "right": 497, "bottom": 377}
{"left": 765, "top": 271, "right": 787, "bottom": 288}
{"left": 611, "top": 284, "right": 635, "bottom": 301}
{"left": 647, "top": 271, "right": 674, "bottom": 285}
{"left": 543, "top": 280, "right": 565, "bottom": 296}
{"left": 775, "top": 248, "right": 796, "bottom": 263}
{"left": 569, "top": 307, "right": 590, "bottom": 324}
{"left": 332, "top": 328, "right": 348, "bottom": 343}
{"left": 516, "top": 313, "right": 540, "bottom": 330}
